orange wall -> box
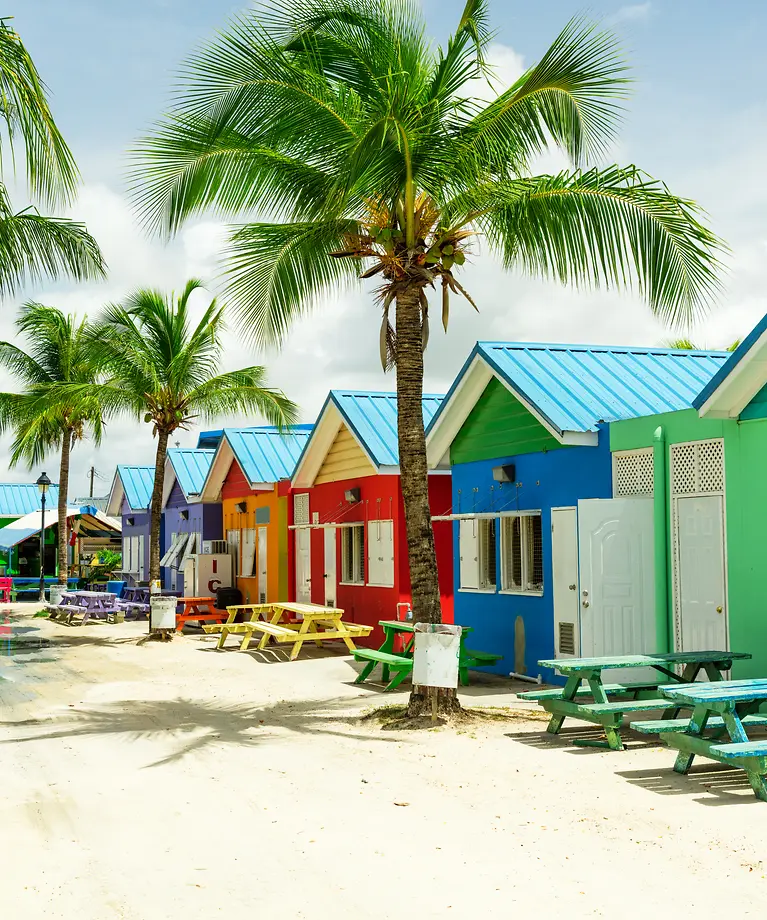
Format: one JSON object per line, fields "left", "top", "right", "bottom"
{"left": 221, "top": 461, "right": 289, "bottom": 602}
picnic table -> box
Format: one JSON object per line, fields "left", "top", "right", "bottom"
{"left": 518, "top": 651, "right": 751, "bottom": 751}
{"left": 51, "top": 590, "right": 118, "bottom": 627}
{"left": 203, "top": 602, "right": 372, "bottom": 660}
{"left": 630, "top": 679, "right": 767, "bottom": 801}
{"left": 175, "top": 597, "right": 226, "bottom": 632}
{"left": 353, "top": 620, "right": 503, "bottom": 691}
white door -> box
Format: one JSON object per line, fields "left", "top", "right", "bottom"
{"left": 257, "top": 528, "right": 268, "bottom": 603}
{"left": 551, "top": 507, "right": 580, "bottom": 658}
{"left": 675, "top": 495, "right": 727, "bottom": 652}
{"left": 324, "top": 528, "right": 337, "bottom": 606}
{"left": 578, "top": 498, "right": 656, "bottom": 674}
{"left": 295, "top": 528, "right": 311, "bottom": 603}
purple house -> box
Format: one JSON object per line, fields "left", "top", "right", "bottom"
{"left": 160, "top": 448, "right": 223, "bottom": 593}
{"left": 106, "top": 465, "right": 156, "bottom": 585}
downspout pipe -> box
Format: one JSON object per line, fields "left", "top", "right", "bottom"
{"left": 653, "top": 426, "right": 670, "bottom": 653}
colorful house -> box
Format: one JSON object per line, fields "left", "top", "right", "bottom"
{"left": 160, "top": 448, "right": 222, "bottom": 593}
{"left": 199, "top": 426, "right": 312, "bottom": 604}
{"left": 0, "top": 482, "right": 62, "bottom": 574}
{"left": 425, "top": 342, "right": 728, "bottom": 682}
{"left": 290, "top": 391, "right": 453, "bottom": 646}
{"left": 609, "top": 314, "right": 767, "bottom": 679}
{"left": 106, "top": 465, "right": 155, "bottom": 585}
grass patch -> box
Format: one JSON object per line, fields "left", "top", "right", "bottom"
{"left": 360, "top": 703, "right": 550, "bottom": 732}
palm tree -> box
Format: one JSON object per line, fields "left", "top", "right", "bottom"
{"left": 0, "top": 303, "right": 104, "bottom": 585}
{"left": 0, "top": 19, "right": 104, "bottom": 290}
{"left": 667, "top": 339, "right": 740, "bottom": 351}
{"left": 130, "top": 3, "right": 724, "bottom": 672}
{"left": 82, "top": 279, "right": 296, "bottom": 585}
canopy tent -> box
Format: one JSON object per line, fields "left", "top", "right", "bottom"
{"left": 0, "top": 506, "right": 121, "bottom": 551}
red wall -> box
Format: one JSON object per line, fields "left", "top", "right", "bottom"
{"left": 293, "top": 473, "right": 453, "bottom": 648}
{"left": 221, "top": 460, "right": 253, "bottom": 500}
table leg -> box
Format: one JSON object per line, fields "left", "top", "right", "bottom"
{"left": 335, "top": 619, "right": 357, "bottom": 655}
{"left": 355, "top": 659, "right": 378, "bottom": 684}
{"left": 289, "top": 618, "right": 313, "bottom": 661}
{"left": 217, "top": 610, "right": 239, "bottom": 650}
{"left": 546, "top": 674, "right": 581, "bottom": 735}
{"left": 577, "top": 674, "right": 623, "bottom": 751}
{"left": 673, "top": 704, "right": 711, "bottom": 774}
{"left": 380, "top": 628, "right": 397, "bottom": 684}
{"left": 721, "top": 707, "right": 767, "bottom": 801}
{"left": 257, "top": 607, "right": 282, "bottom": 651}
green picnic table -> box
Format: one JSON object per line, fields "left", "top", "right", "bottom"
{"left": 631, "top": 679, "right": 767, "bottom": 801}
{"left": 353, "top": 620, "right": 502, "bottom": 691}
{"left": 518, "top": 650, "right": 752, "bottom": 751}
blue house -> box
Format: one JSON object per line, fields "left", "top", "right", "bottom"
{"left": 425, "top": 341, "right": 728, "bottom": 683}
{"left": 160, "top": 448, "right": 223, "bottom": 593}
{"left": 106, "top": 465, "right": 156, "bottom": 585}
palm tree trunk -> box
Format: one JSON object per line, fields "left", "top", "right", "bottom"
{"left": 149, "top": 428, "right": 169, "bottom": 585}
{"left": 57, "top": 429, "right": 71, "bottom": 585}
{"left": 396, "top": 285, "right": 459, "bottom": 716}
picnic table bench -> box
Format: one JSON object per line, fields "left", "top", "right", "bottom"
{"left": 518, "top": 651, "right": 751, "bottom": 751}
{"left": 49, "top": 591, "right": 118, "bottom": 627}
{"left": 354, "top": 620, "right": 503, "bottom": 691}
{"left": 175, "top": 597, "right": 226, "bottom": 632}
{"left": 204, "top": 602, "right": 372, "bottom": 660}
{"left": 631, "top": 679, "right": 767, "bottom": 801}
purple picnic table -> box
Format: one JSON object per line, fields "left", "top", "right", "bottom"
{"left": 60, "top": 591, "right": 118, "bottom": 626}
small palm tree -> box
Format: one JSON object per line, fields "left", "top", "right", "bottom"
{"left": 0, "top": 19, "right": 104, "bottom": 291}
{"left": 667, "top": 338, "right": 740, "bottom": 351}
{"left": 131, "top": 2, "right": 725, "bottom": 686}
{"left": 82, "top": 279, "right": 296, "bottom": 583}
{"left": 0, "top": 303, "right": 105, "bottom": 585}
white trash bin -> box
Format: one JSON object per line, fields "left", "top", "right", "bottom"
{"left": 150, "top": 595, "right": 177, "bottom": 630}
{"left": 413, "top": 623, "right": 461, "bottom": 689}
{"left": 48, "top": 584, "right": 66, "bottom": 607}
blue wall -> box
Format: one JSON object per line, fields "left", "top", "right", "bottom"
{"left": 161, "top": 481, "right": 223, "bottom": 592}
{"left": 452, "top": 425, "right": 612, "bottom": 683}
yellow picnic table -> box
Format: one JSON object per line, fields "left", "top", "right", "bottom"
{"left": 203, "top": 601, "right": 372, "bottom": 660}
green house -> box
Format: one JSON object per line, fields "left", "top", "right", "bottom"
{"left": 609, "top": 313, "right": 767, "bottom": 678}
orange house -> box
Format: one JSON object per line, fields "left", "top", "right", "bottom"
{"left": 199, "top": 426, "right": 312, "bottom": 603}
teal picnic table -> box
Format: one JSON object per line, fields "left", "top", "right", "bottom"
{"left": 518, "top": 651, "right": 751, "bottom": 751}
{"left": 631, "top": 679, "right": 767, "bottom": 801}
{"left": 353, "top": 620, "right": 502, "bottom": 691}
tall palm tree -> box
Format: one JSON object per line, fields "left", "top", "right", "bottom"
{"left": 130, "top": 3, "right": 724, "bottom": 658}
{"left": 0, "top": 19, "right": 104, "bottom": 290}
{"left": 0, "top": 303, "right": 104, "bottom": 585}
{"left": 81, "top": 279, "right": 296, "bottom": 584}
{"left": 667, "top": 338, "right": 740, "bottom": 352}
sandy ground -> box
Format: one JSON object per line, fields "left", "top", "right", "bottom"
{"left": 0, "top": 608, "right": 765, "bottom": 919}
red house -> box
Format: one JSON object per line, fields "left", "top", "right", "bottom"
{"left": 290, "top": 390, "right": 453, "bottom": 646}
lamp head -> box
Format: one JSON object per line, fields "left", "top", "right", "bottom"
{"left": 36, "top": 471, "right": 52, "bottom": 495}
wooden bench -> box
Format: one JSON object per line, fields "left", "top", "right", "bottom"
{"left": 632, "top": 715, "right": 767, "bottom": 735}
{"left": 354, "top": 649, "right": 413, "bottom": 691}
{"left": 709, "top": 741, "right": 767, "bottom": 763}
{"left": 519, "top": 682, "right": 664, "bottom": 702}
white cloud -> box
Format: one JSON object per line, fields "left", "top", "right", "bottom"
{"left": 465, "top": 43, "right": 526, "bottom": 103}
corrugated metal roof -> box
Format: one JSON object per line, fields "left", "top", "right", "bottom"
{"left": 331, "top": 391, "right": 444, "bottom": 466}
{"left": 167, "top": 449, "right": 215, "bottom": 499}
{"left": 117, "top": 465, "right": 155, "bottom": 510}
{"left": 224, "top": 426, "right": 313, "bottom": 485}
{"left": 432, "top": 342, "right": 729, "bottom": 437}
{"left": 0, "top": 483, "right": 61, "bottom": 517}
{"left": 693, "top": 313, "right": 767, "bottom": 412}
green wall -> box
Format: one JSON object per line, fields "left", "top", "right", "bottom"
{"left": 451, "top": 378, "right": 563, "bottom": 464}
{"left": 611, "top": 408, "right": 767, "bottom": 678}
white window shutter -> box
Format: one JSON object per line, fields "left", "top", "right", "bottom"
{"left": 459, "top": 519, "right": 479, "bottom": 589}
{"left": 241, "top": 529, "right": 256, "bottom": 577}
{"left": 367, "top": 520, "right": 394, "bottom": 587}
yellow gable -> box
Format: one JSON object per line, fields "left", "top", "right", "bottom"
{"left": 315, "top": 424, "right": 376, "bottom": 484}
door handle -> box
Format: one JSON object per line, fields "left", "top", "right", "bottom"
{"left": 582, "top": 601, "right": 590, "bottom": 608}
{"left": 568, "top": 584, "right": 576, "bottom": 591}
{"left": 716, "top": 606, "right": 723, "bottom": 614}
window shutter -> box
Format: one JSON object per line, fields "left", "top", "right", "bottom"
{"left": 459, "top": 519, "right": 479, "bottom": 589}
{"left": 524, "top": 516, "right": 543, "bottom": 591}
{"left": 241, "top": 529, "right": 256, "bottom": 577}
{"left": 367, "top": 520, "right": 394, "bottom": 587}
{"left": 356, "top": 525, "right": 365, "bottom": 583}
{"left": 226, "top": 529, "right": 240, "bottom": 577}
{"left": 479, "top": 520, "right": 497, "bottom": 589}
{"left": 342, "top": 528, "right": 352, "bottom": 583}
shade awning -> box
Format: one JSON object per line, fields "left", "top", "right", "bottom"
{"left": 0, "top": 506, "right": 121, "bottom": 551}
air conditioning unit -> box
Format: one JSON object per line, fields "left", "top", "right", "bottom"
{"left": 203, "top": 539, "right": 228, "bottom": 555}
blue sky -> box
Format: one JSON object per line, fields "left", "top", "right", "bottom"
{"left": 6, "top": 1, "right": 767, "bottom": 491}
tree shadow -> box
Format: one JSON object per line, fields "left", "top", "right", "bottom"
{"left": 0, "top": 694, "right": 400, "bottom": 768}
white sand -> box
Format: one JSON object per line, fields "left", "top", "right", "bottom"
{"left": 0, "top": 608, "right": 764, "bottom": 919}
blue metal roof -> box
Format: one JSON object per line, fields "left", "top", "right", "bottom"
{"left": 167, "top": 448, "right": 215, "bottom": 499}
{"left": 330, "top": 391, "right": 444, "bottom": 466}
{"left": 224, "top": 426, "right": 313, "bottom": 484}
{"left": 117, "top": 466, "right": 155, "bottom": 510}
{"left": 692, "top": 314, "right": 767, "bottom": 410}
{"left": 0, "top": 483, "right": 61, "bottom": 517}
{"left": 428, "top": 342, "right": 730, "bottom": 437}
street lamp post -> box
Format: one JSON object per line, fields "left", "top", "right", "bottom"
{"left": 36, "top": 472, "right": 51, "bottom": 603}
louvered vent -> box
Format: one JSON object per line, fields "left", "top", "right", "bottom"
{"left": 558, "top": 622, "right": 576, "bottom": 656}
{"left": 670, "top": 439, "right": 725, "bottom": 496}
{"left": 293, "top": 493, "right": 310, "bottom": 525}
{"left": 613, "top": 449, "right": 654, "bottom": 496}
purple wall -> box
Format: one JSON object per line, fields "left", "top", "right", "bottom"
{"left": 121, "top": 496, "right": 154, "bottom": 585}
{"left": 161, "top": 485, "right": 223, "bottom": 592}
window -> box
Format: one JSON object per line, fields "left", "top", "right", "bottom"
{"left": 241, "top": 528, "right": 256, "bottom": 577}
{"left": 459, "top": 518, "right": 497, "bottom": 590}
{"left": 501, "top": 513, "right": 543, "bottom": 594}
{"left": 341, "top": 525, "right": 365, "bottom": 584}
{"left": 367, "top": 520, "right": 394, "bottom": 587}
